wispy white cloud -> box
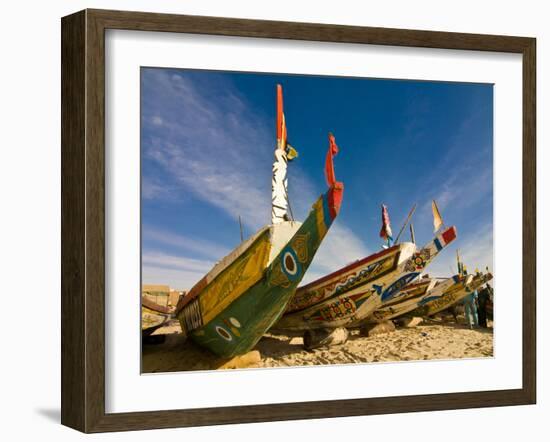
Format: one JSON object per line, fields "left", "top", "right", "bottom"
{"left": 303, "top": 222, "right": 370, "bottom": 284}
{"left": 142, "top": 251, "right": 214, "bottom": 273}
{"left": 143, "top": 226, "right": 230, "bottom": 260}
{"left": 458, "top": 224, "right": 494, "bottom": 273}
{"left": 142, "top": 176, "right": 178, "bottom": 201}
{"left": 142, "top": 70, "right": 273, "bottom": 230}
{"left": 419, "top": 164, "right": 492, "bottom": 215}
{"left": 141, "top": 69, "right": 371, "bottom": 288}
{"left": 151, "top": 115, "right": 163, "bottom": 126}
{"left": 142, "top": 250, "right": 218, "bottom": 290}
{"left": 142, "top": 265, "right": 206, "bottom": 292}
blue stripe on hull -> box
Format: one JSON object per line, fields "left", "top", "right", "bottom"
{"left": 322, "top": 193, "right": 332, "bottom": 227}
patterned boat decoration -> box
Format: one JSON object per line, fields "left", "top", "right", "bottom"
{"left": 407, "top": 271, "right": 493, "bottom": 318}
{"left": 175, "top": 185, "right": 342, "bottom": 357}
{"left": 275, "top": 226, "right": 457, "bottom": 331}
{"left": 174, "top": 85, "right": 344, "bottom": 358}
{"left": 368, "top": 277, "right": 437, "bottom": 322}
{"left": 370, "top": 275, "right": 466, "bottom": 322}
{"left": 285, "top": 243, "right": 409, "bottom": 314}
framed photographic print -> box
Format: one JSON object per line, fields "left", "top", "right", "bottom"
{"left": 61, "top": 9, "right": 536, "bottom": 433}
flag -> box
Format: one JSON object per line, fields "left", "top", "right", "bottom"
{"left": 379, "top": 204, "right": 393, "bottom": 243}
{"left": 276, "top": 84, "right": 298, "bottom": 161}
{"left": 324, "top": 132, "right": 339, "bottom": 187}
{"left": 432, "top": 199, "right": 444, "bottom": 232}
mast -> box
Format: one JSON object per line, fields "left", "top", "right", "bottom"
{"left": 394, "top": 203, "right": 417, "bottom": 244}
{"left": 409, "top": 222, "right": 416, "bottom": 244}
{"left": 238, "top": 215, "right": 244, "bottom": 242}
{"left": 272, "top": 84, "right": 293, "bottom": 224}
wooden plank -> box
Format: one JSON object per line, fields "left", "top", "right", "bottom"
{"left": 89, "top": 8, "right": 532, "bottom": 53}
{"left": 522, "top": 38, "right": 536, "bottom": 404}
{"left": 61, "top": 10, "right": 86, "bottom": 432}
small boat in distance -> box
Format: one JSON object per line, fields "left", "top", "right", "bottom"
{"left": 174, "top": 85, "right": 344, "bottom": 358}
{"left": 141, "top": 296, "right": 173, "bottom": 337}
{"left": 369, "top": 275, "right": 465, "bottom": 322}
{"left": 407, "top": 271, "right": 493, "bottom": 318}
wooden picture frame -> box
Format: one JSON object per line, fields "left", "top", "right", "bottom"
{"left": 61, "top": 9, "right": 536, "bottom": 433}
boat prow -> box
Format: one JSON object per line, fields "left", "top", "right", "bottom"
{"left": 175, "top": 184, "right": 343, "bottom": 357}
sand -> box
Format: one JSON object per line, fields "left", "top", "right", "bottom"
{"left": 142, "top": 317, "right": 493, "bottom": 373}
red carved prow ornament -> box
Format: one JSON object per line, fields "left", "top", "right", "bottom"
{"left": 325, "top": 132, "right": 344, "bottom": 220}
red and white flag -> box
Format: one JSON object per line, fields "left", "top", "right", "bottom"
{"left": 379, "top": 204, "right": 393, "bottom": 243}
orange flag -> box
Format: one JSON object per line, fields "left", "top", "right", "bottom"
{"left": 276, "top": 84, "right": 287, "bottom": 151}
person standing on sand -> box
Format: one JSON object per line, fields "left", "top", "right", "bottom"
{"left": 477, "top": 285, "right": 491, "bottom": 328}
{"left": 463, "top": 290, "right": 478, "bottom": 329}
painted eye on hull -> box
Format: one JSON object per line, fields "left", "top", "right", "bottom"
{"left": 284, "top": 252, "right": 297, "bottom": 275}
{"left": 215, "top": 326, "right": 232, "bottom": 341}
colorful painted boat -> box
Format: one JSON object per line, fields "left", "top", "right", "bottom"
{"left": 174, "top": 85, "right": 344, "bottom": 358}
{"left": 370, "top": 275, "right": 468, "bottom": 322}
{"left": 368, "top": 277, "right": 437, "bottom": 322}
{"left": 407, "top": 271, "right": 493, "bottom": 318}
{"left": 141, "top": 296, "right": 172, "bottom": 337}
{"left": 286, "top": 242, "right": 414, "bottom": 314}
{"left": 275, "top": 226, "right": 457, "bottom": 331}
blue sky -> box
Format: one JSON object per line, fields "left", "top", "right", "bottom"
{"left": 141, "top": 67, "right": 493, "bottom": 290}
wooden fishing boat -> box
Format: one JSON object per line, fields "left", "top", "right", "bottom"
{"left": 407, "top": 271, "right": 493, "bottom": 318}
{"left": 285, "top": 204, "right": 417, "bottom": 314}
{"left": 369, "top": 277, "right": 437, "bottom": 322}
{"left": 377, "top": 277, "right": 436, "bottom": 309}
{"left": 370, "top": 275, "right": 467, "bottom": 322}
{"left": 286, "top": 242, "right": 414, "bottom": 314}
{"left": 141, "top": 296, "right": 173, "bottom": 337}
{"left": 174, "top": 85, "right": 344, "bottom": 358}
{"left": 275, "top": 226, "right": 457, "bottom": 331}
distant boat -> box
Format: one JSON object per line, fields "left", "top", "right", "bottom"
{"left": 174, "top": 85, "right": 344, "bottom": 358}
{"left": 369, "top": 277, "right": 438, "bottom": 322}
{"left": 274, "top": 226, "right": 457, "bottom": 331}
{"left": 141, "top": 295, "right": 172, "bottom": 337}
{"left": 370, "top": 275, "right": 467, "bottom": 322}
{"left": 407, "top": 271, "right": 493, "bottom": 318}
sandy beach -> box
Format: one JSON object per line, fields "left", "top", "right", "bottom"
{"left": 142, "top": 317, "right": 493, "bottom": 373}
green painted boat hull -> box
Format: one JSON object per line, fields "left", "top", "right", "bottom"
{"left": 183, "top": 187, "right": 341, "bottom": 358}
